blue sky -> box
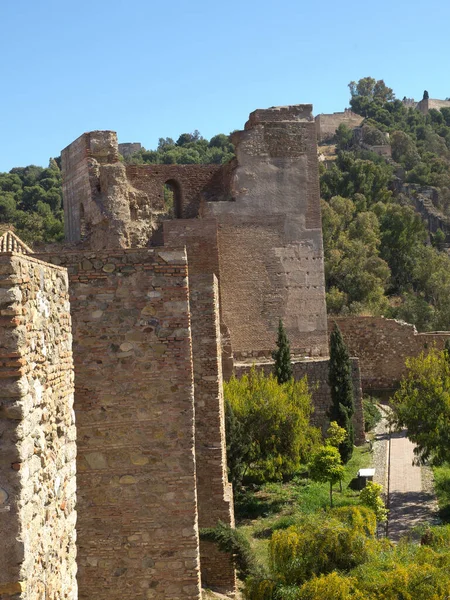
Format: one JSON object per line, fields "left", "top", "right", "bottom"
{"left": 1, "top": 0, "right": 449, "bottom": 171}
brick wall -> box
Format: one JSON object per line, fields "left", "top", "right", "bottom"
{"left": 164, "top": 219, "right": 235, "bottom": 592}
{"left": 331, "top": 316, "right": 450, "bottom": 392}
{"left": 0, "top": 253, "right": 76, "bottom": 600}
{"left": 189, "top": 275, "right": 235, "bottom": 592}
{"left": 126, "top": 164, "right": 222, "bottom": 219}
{"left": 36, "top": 248, "right": 202, "bottom": 600}
{"left": 207, "top": 105, "right": 329, "bottom": 360}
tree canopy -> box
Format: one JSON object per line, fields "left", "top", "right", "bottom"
{"left": 390, "top": 348, "right": 450, "bottom": 465}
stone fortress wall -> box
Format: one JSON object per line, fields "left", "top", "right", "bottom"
{"left": 331, "top": 316, "right": 450, "bottom": 393}
{"left": 0, "top": 246, "right": 77, "bottom": 600}
{"left": 315, "top": 109, "right": 364, "bottom": 142}
{"left": 1, "top": 105, "right": 368, "bottom": 600}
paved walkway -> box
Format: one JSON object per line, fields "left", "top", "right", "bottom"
{"left": 387, "top": 430, "right": 438, "bottom": 541}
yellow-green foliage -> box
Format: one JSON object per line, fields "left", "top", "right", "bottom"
{"left": 330, "top": 505, "right": 377, "bottom": 536}
{"left": 224, "top": 368, "right": 320, "bottom": 482}
{"left": 325, "top": 421, "right": 347, "bottom": 448}
{"left": 295, "top": 572, "right": 365, "bottom": 600}
{"left": 244, "top": 578, "right": 277, "bottom": 600}
{"left": 353, "top": 543, "right": 450, "bottom": 599}
{"left": 360, "top": 482, "right": 388, "bottom": 523}
{"left": 269, "top": 511, "right": 371, "bottom": 585}
{"left": 242, "top": 512, "right": 450, "bottom": 600}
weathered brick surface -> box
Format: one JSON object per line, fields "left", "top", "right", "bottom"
{"left": 36, "top": 248, "right": 202, "bottom": 600}
{"left": 331, "top": 316, "right": 450, "bottom": 392}
{"left": 234, "top": 358, "right": 365, "bottom": 445}
{"left": 126, "top": 165, "right": 222, "bottom": 219}
{"left": 164, "top": 220, "right": 235, "bottom": 592}
{"left": 207, "top": 105, "right": 328, "bottom": 360}
{"left": 0, "top": 253, "right": 76, "bottom": 600}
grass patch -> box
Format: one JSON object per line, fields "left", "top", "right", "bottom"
{"left": 236, "top": 446, "right": 373, "bottom": 569}
{"left": 433, "top": 463, "right": 450, "bottom": 523}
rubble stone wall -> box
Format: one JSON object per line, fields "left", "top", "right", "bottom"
{"left": 36, "top": 248, "right": 202, "bottom": 600}
{"left": 0, "top": 253, "right": 76, "bottom": 600}
{"left": 126, "top": 164, "right": 222, "bottom": 219}
{"left": 331, "top": 316, "right": 450, "bottom": 392}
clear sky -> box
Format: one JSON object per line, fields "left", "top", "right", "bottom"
{"left": 1, "top": 0, "right": 449, "bottom": 171}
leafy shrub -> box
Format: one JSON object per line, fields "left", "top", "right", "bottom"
{"left": 224, "top": 368, "right": 320, "bottom": 484}
{"left": 199, "top": 522, "right": 261, "bottom": 580}
{"left": 269, "top": 513, "right": 371, "bottom": 586}
{"left": 330, "top": 505, "right": 377, "bottom": 536}
{"left": 360, "top": 482, "right": 388, "bottom": 523}
{"left": 295, "top": 572, "right": 364, "bottom": 600}
{"left": 362, "top": 397, "right": 382, "bottom": 432}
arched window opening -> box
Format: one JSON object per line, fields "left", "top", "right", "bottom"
{"left": 163, "top": 179, "right": 182, "bottom": 218}
{"left": 80, "top": 203, "right": 87, "bottom": 240}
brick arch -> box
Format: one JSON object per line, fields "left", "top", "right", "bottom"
{"left": 164, "top": 178, "right": 183, "bottom": 218}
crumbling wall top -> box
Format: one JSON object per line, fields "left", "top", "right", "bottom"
{"left": 245, "top": 104, "right": 314, "bottom": 129}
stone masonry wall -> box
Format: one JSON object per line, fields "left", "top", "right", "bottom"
{"left": 207, "top": 105, "right": 329, "bottom": 360}
{"left": 36, "top": 248, "right": 202, "bottom": 600}
{"left": 164, "top": 219, "right": 235, "bottom": 592}
{"left": 0, "top": 253, "right": 76, "bottom": 600}
{"left": 126, "top": 164, "right": 222, "bottom": 220}
{"left": 189, "top": 275, "right": 235, "bottom": 593}
{"left": 233, "top": 358, "right": 365, "bottom": 445}
{"left": 315, "top": 111, "right": 364, "bottom": 142}
{"left": 332, "top": 316, "right": 450, "bottom": 392}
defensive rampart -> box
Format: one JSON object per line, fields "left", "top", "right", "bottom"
{"left": 331, "top": 316, "right": 450, "bottom": 392}
{"left": 0, "top": 250, "right": 76, "bottom": 600}
{"left": 315, "top": 110, "right": 364, "bottom": 142}
{"left": 35, "top": 248, "right": 203, "bottom": 600}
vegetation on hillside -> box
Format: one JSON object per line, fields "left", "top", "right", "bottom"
{"left": 391, "top": 348, "right": 450, "bottom": 465}
{"left": 321, "top": 77, "right": 450, "bottom": 330}
{"left": 0, "top": 160, "right": 64, "bottom": 244}
{"left": 123, "top": 130, "right": 235, "bottom": 165}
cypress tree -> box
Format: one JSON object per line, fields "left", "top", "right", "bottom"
{"left": 328, "top": 323, "right": 355, "bottom": 463}
{"left": 272, "top": 318, "right": 293, "bottom": 384}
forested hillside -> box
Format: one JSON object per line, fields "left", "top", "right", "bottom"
{"left": 0, "top": 159, "right": 64, "bottom": 244}
{"left": 2, "top": 78, "right": 450, "bottom": 330}
{"left": 321, "top": 77, "right": 450, "bottom": 330}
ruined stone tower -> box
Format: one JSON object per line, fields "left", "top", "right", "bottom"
{"left": 1, "top": 105, "right": 340, "bottom": 600}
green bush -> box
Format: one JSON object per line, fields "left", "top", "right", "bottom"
{"left": 362, "top": 397, "right": 382, "bottom": 432}
{"left": 269, "top": 512, "right": 372, "bottom": 586}
{"left": 224, "top": 368, "right": 320, "bottom": 484}
{"left": 199, "top": 522, "right": 261, "bottom": 580}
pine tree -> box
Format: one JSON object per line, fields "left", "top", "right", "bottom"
{"left": 272, "top": 319, "right": 293, "bottom": 384}
{"left": 328, "top": 324, "right": 355, "bottom": 463}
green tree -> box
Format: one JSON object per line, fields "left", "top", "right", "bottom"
{"left": 326, "top": 421, "right": 347, "bottom": 448}
{"left": 224, "top": 369, "right": 319, "bottom": 483}
{"left": 224, "top": 398, "right": 251, "bottom": 489}
{"left": 391, "top": 348, "right": 450, "bottom": 465}
{"left": 328, "top": 324, "right": 355, "bottom": 463}
{"left": 309, "top": 445, "right": 344, "bottom": 507}
{"left": 360, "top": 482, "right": 388, "bottom": 523}
{"left": 272, "top": 318, "right": 293, "bottom": 384}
